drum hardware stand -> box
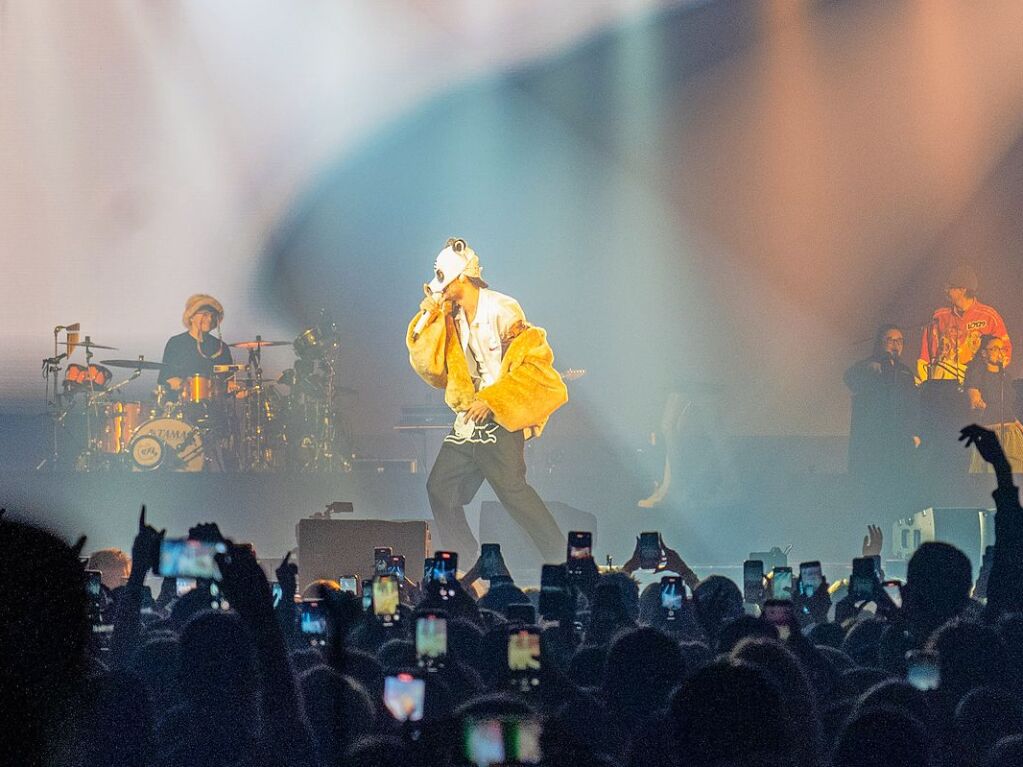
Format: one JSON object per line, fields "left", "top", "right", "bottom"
{"left": 230, "top": 336, "right": 275, "bottom": 472}
{"left": 312, "top": 336, "right": 351, "bottom": 472}
{"left": 75, "top": 337, "right": 108, "bottom": 471}
{"left": 242, "top": 336, "right": 272, "bottom": 471}
{"left": 39, "top": 323, "right": 79, "bottom": 470}
{"left": 70, "top": 336, "right": 127, "bottom": 471}
{"left": 86, "top": 357, "right": 146, "bottom": 406}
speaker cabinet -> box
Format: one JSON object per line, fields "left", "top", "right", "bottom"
{"left": 296, "top": 519, "right": 431, "bottom": 591}
{"left": 892, "top": 507, "right": 994, "bottom": 577}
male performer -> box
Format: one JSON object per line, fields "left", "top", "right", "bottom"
{"left": 158, "top": 294, "right": 233, "bottom": 389}
{"left": 406, "top": 238, "right": 568, "bottom": 563}
{"left": 917, "top": 265, "right": 1011, "bottom": 384}
{"left": 964, "top": 335, "right": 1023, "bottom": 472}
{"left": 844, "top": 324, "right": 919, "bottom": 480}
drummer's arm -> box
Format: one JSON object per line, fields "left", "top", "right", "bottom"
{"left": 158, "top": 337, "right": 181, "bottom": 390}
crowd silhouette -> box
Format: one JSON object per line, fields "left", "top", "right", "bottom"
{"left": 5, "top": 424, "right": 1023, "bottom": 767}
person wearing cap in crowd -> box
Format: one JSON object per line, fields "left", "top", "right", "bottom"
{"left": 406, "top": 238, "right": 568, "bottom": 563}
{"left": 158, "top": 294, "right": 233, "bottom": 389}
{"left": 916, "top": 265, "right": 1011, "bottom": 385}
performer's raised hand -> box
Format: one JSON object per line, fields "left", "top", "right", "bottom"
{"left": 419, "top": 284, "right": 443, "bottom": 313}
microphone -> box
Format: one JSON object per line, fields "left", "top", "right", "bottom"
{"left": 412, "top": 309, "right": 433, "bottom": 339}
{"left": 412, "top": 289, "right": 443, "bottom": 339}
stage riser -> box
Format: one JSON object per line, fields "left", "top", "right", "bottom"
{"left": 1, "top": 471, "right": 429, "bottom": 559}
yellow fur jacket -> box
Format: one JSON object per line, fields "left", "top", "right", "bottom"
{"left": 406, "top": 306, "right": 568, "bottom": 438}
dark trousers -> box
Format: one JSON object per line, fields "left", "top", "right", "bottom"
{"left": 426, "top": 426, "right": 565, "bottom": 563}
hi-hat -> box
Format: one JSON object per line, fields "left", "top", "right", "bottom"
{"left": 229, "top": 339, "right": 290, "bottom": 349}
{"left": 101, "top": 359, "right": 164, "bottom": 370}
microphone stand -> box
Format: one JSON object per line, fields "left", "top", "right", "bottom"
{"left": 39, "top": 325, "right": 76, "bottom": 470}
{"left": 999, "top": 361, "right": 1006, "bottom": 447}
{"left": 952, "top": 297, "right": 963, "bottom": 389}
{"left": 928, "top": 315, "right": 940, "bottom": 382}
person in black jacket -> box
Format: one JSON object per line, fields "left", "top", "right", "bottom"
{"left": 844, "top": 324, "right": 920, "bottom": 486}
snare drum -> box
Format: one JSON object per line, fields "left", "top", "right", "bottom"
{"left": 128, "top": 418, "right": 204, "bottom": 472}
{"left": 100, "top": 401, "right": 145, "bottom": 454}
{"left": 181, "top": 375, "right": 213, "bottom": 403}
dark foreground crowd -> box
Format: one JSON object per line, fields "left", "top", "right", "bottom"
{"left": 6, "top": 424, "right": 1023, "bottom": 767}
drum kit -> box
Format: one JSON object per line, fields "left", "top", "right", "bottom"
{"left": 42, "top": 317, "right": 354, "bottom": 473}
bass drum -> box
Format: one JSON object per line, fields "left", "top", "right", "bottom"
{"left": 128, "top": 418, "right": 204, "bottom": 472}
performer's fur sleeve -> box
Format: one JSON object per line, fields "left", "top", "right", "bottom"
{"left": 406, "top": 310, "right": 568, "bottom": 437}
{"left": 406, "top": 309, "right": 476, "bottom": 412}
{"left": 476, "top": 327, "right": 568, "bottom": 437}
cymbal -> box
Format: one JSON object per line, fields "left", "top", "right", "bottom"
{"left": 100, "top": 359, "right": 164, "bottom": 370}
{"left": 213, "top": 363, "right": 248, "bottom": 373}
{"left": 62, "top": 340, "right": 117, "bottom": 350}
{"left": 229, "top": 339, "right": 290, "bottom": 349}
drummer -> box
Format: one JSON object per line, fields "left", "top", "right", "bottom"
{"left": 158, "top": 294, "right": 233, "bottom": 390}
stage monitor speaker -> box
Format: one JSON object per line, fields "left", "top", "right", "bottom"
{"left": 891, "top": 507, "right": 994, "bottom": 578}
{"left": 296, "top": 519, "right": 431, "bottom": 591}
{"left": 479, "top": 501, "right": 598, "bottom": 579}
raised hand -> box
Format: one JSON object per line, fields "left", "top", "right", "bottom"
{"left": 658, "top": 538, "right": 699, "bottom": 590}
{"left": 216, "top": 542, "right": 271, "bottom": 619}
{"left": 660, "top": 543, "right": 690, "bottom": 575}
{"left": 459, "top": 555, "right": 482, "bottom": 590}
{"left": 318, "top": 585, "right": 363, "bottom": 639}
{"left": 861, "top": 525, "right": 883, "bottom": 558}
{"left": 131, "top": 505, "right": 164, "bottom": 579}
{"left": 188, "top": 522, "right": 225, "bottom": 543}
{"left": 959, "top": 425, "right": 1010, "bottom": 469}
{"left": 621, "top": 537, "right": 642, "bottom": 573}
{"left": 275, "top": 551, "right": 298, "bottom": 596}
{"left": 419, "top": 286, "right": 443, "bottom": 314}
{"left": 491, "top": 548, "right": 511, "bottom": 580}
{"left": 155, "top": 576, "right": 177, "bottom": 610}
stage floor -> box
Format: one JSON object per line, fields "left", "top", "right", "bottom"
{"left": 1, "top": 458, "right": 1004, "bottom": 582}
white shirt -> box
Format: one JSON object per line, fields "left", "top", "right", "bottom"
{"left": 455, "top": 288, "right": 526, "bottom": 390}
